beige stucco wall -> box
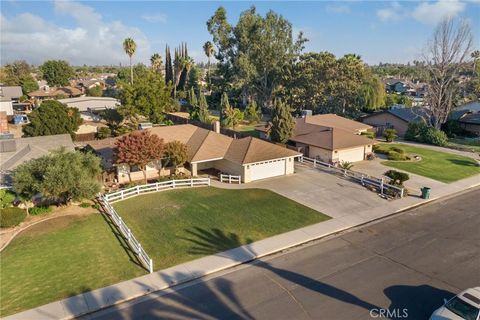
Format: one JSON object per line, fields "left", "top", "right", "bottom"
{"left": 362, "top": 113, "right": 409, "bottom": 137}
{"left": 116, "top": 160, "right": 192, "bottom": 184}
{"left": 309, "top": 146, "right": 333, "bottom": 162}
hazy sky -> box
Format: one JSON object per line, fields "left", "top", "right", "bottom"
{"left": 1, "top": 0, "right": 479, "bottom": 66}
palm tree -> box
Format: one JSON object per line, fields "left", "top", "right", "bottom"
{"left": 150, "top": 53, "right": 162, "bottom": 73}
{"left": 203, "top": 41, "right": 215, "bottom": 88}
{"left": 123, "top": 38, "right": 137, "bottom": 85}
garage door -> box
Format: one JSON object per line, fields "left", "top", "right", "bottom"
{"left": 337, "top": 147, "right": 365, "bottom": 162}
{"left": 250, "top": 159, "right": 286, "bottom": 181}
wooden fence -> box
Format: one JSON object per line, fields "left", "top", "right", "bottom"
{"left": 219, "top": 174, "right": 241, "bottom": 184}
{"left": 299, "top": 156, "right": 404, "bottom": 198}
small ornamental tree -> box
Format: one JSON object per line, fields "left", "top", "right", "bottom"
{"left": 384, "top": 170, "right": 410, "bottom": 186}
{"left": 384, "top": 128, "right": 397, "bottom": 142}
{"left": 269, "top": 99, "right": 295, "bottom": 144}
{"left": 198, "top": 92, "right": 211, "bottom": 124}
{"left": 188, "top": 87, "right": 198, "bottom": 108}
{"left": 220, "top": 92, "right": 232, "bottom": 127}
{"left": 244, "top": 100, "right": 261, "bottom": 124}
{"left": 12, "top": 150, "right": 102, "bottom": 204}
{"left": 164, "top": 141, "right": 188, "bottom": 175}
{"left": 115, "top": 131, "right": 164, "bottom": 183}
{"left": 22, "top": 100, "right": 82, "bottom": 138}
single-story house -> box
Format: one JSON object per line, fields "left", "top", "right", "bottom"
{"left": 28, "top": 86, "right": 83, "bottom": 100}
{"left": 256, "top": 114, "right": 374, "bottom": 163}
{"left": 57, "top": 97, "right": 119, "bottom": 113}
{"left": 361, "top": 107, "right": 429, "bottom": 137}
{"left": 88, "top": 124, "right": 301, "bottom": 184}
{"left": 0, "top": 134, "right": 75, "bottom": 186}
{"left": 457, "top": 112, "right": 480, "bottom": 136}
{"left": 0, "top": 98, "right": 14, "bottom": 116}
{"left": 0, "top": 86, "right": 23, "bottom": 102}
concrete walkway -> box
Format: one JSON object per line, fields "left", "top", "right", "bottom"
{"left": 395, "top": 139, "right": 480, "bottom": 160}
{"left": 6, "top": 174, "right": 480, "bottom": 320}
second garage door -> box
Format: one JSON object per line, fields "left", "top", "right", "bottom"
{"left": 337, "top": 146, "right": 365, "bottom": 162}
{"left": 250, "top": 159, "right": 286, "bottom": 181}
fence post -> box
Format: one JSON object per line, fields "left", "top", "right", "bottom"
{"left": 121, "top": 190, "right": 124, "bottom": 200}
{"left": 380, "top": 178, "right": 384, "bottom": 195}
{"left": 191, "top": 178, "right": 193, "bottom": 187}
{"left": 172, "top": 180, "right": 176, "bottom": 188}
{"left": 208, "top": 178, "right": 211, "bottom": 186}
{"left": 136, "top": 185, "right": 140, "bottom": 195}
{"left": 400, "top": 188, "right": 404, "bottom": 198}
{"left": 361, "top": 175, "right": 364, "bottom": 185}
{"left": 149, "top": 258, "right": 153, "bottom": 274}
{"left": 229, "top": 175, "right": 232, "bottom": 183}
{"left": 156, "top": 182, "right": 159, "bottom": 191}
{"left": 127, "top": 228, "right": 131, "bottom": 241}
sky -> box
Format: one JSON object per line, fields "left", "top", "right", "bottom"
{"left": 1, "top": 0, "right": 479, "bottom": 67}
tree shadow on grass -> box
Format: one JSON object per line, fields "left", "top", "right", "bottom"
{"left": 448, "top": 158, "right": 478, "bottom": 167}
{"left": 182, "top": 227, "right": 381, "bottom": 314}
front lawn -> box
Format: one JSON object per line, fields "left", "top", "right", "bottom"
{"left": 377, "top": 143, "right": 480, "bottom": 183}
{"left": 447, "top": 138, "right": 480, "bottom": 153}
{"left": 113, "top": 187, "right": 329, "bottom": 269}
{"left": 0, "top": 214, "right": 145, "bottom": 317}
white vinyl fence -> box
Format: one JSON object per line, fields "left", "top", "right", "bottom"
{"left": 104, "top": 178, "right": 211, "bottom": 203}
{"left": 219, "top": 174, "right": 241, "bottom": 184}
{"left": 299, "top": 156, "right": 404, "bottom": 198}
{"left": 99, "top": 178, "right": 211, "bottom": 273}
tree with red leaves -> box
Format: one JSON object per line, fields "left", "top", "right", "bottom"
{"left": 115, "top": 131, "right": 164, "bottom": 183}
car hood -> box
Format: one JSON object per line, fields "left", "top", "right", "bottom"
{"left": 431, "top": 306, "right": 467, "bottom": 320}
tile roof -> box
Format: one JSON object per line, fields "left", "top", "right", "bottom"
{"left": 28, "top": 86, "right": 83, "bottom": 98}
{"left": 303, "top": 114, "right": 372, "bottom": 132}
{"left": 291, "top": 126, "right": 374, "bottom": 150}
{"left": 88, "top": 124, "right": 300, "bottom": 167}
{"left": 0, "top": 86, "right": 23, "bottom": 100}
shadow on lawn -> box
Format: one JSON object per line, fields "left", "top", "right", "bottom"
{"left": 448, "top": 158, "right": 478, "bottom": 167}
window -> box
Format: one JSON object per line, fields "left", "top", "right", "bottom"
{"left": 445, "top": 296, "right": 479, "bottom": 320}
{"left": 130, "top": 165, "right": 141, "bottom": 172}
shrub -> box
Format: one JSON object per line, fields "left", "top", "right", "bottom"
{"left": 0, "top": 207, "right": 27, "bottom": 228}
{"left": 423, "top": 127, "right": 448, "bottom": 146}
{"left": 391, "top": 147, "right": 405, "bottom": 154}
{"left": 96, "top": 127, "right": 112, "bottom": 139}
{"left": 384, "top": 129, "right": 398, "bottom": 142}
{"left": 79, "top": 202, "right": 91, "bottom": 208}
{"left": 29, "top": 206, "right": 53, "bottom": 216}
{"left": 0, "top": 190, "right": 16, "bottom": 209}
{"left": 384, "top": 170, "right": 410, "bottom": 185}
{"left": 91, "top": 203, "right": 100, "bottom": 210}
{"left": 366, "top": 153, "right": 376, "bottom": 160}
{"left": 405, "top": 122, "right": 425, "bottom": 141}
{"left": 387, "top": 151, "right": 408, "bottom": 161}
{"left": 361, "top": 131, "right": 376, "bottom": 139}
{"left": 339, "top": 161, "right": 354, "bottom": 170}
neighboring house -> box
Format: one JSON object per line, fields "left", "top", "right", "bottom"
{"left": 457, "top": 112, "right": 480, "bottom": 136}
{"left": 0, "top": 134, "right": 75, "bottom": 186}
{"left": 0, "top": 98, "right": 14, "bottom": 116}
{"left": 384, "top": 79, "right": 427, "bottom": 99}
{"left": 57, "top": 97, "right": 119, "bottom": 112}
{"left": 28, "top": 86, "right": 83, "bottom": 100}
{"left": 0, "top": 86, "right": 23, "bottom": 102}
{"left": 0, "top": 112, "right": 9, "bottom": 134}
{"left": 87, "top": 124, "right": 301, "bottom": 184}
{"left": 361, "top": 107, "right": 429, "bottom": 137}
{"left": 257, "top": 114, "right": 374, "bottom": 163}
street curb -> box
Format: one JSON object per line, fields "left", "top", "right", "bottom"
{"left": 5, "top": 184, "right": 479, "bottom": 320}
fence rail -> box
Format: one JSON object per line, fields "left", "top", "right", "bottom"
{"left": 98, "top": 195, "right": 153, "bottom": 273}
{"left": 104, "top": 178, "right": 211, "bottom": 203}
{"left": 299, "top": 156, "right": 404, "bottom": 198}
{"left": 99, "top": 178, "right": 212, "bottom": 274}
{"left": 219, "top": 174, "right": 241, "bottom": 184}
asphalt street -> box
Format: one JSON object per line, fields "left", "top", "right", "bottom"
{"left": 83, "top": 188, "right": 480, "bottom": 320}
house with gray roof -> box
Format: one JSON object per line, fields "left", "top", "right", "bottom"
{"left": 0, "top": 86, "right": 23, "bottom": 101}
{"left": 0, "top": 134, "right": 75, "bottom": 186}
{"left": 361, "top": 107, "right": 429, "bottom": 137}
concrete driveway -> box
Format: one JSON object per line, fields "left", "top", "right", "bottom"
{"left": 242, "top": 165, "right": 387, "bottom": 220}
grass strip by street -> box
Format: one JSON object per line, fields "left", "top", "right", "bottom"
{"left": 378, "top": 143, "right": 480, "bottom": 183}
{"left": 113, "top": 187, "right": 329, "bottom": 270}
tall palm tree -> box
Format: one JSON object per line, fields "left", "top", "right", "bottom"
{"left": 150, "top": 53, "right": 162, "bottom": 73}
{"left": 203, "top": 41, "right": 215, "bottom": 88}
{"left": 123, "top": 38, "right": 137, "bottom": 85}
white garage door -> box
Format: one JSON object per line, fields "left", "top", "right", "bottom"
{"left": 338, "top": 147, "right": 365, "bottom": 162}
{"left": 250, "top": 159, "right": 286, "bottom": 181}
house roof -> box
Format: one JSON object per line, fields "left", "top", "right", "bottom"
{"left": 88, "top": 124, "right": 301, "bottom": 167}
{"left": 290, "top": 126, "right": 374, "bottom": 150}
{"left": 303, "top": 114, "right": 372, "bottom": 132}
{"left": 28, "top": 86, "right": 83, "bottom": 98}
{"left": 0, "top": 86, "right": 23, "bottom": 100}
{"left": 362, "top": 107, "right": 429, "bottom": 124}
{"left": 0, "top": 134, "right": 75, "bottom": 172}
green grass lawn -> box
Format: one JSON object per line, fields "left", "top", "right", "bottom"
{"left": 447, "top": 138, "right": 480, "bottom": 153}
{"left": 113, "top": 187, "right": 329, "bottom": 269}
{"left": 0, "top": 214, "right": 145, "bottom": 317}
{"left": 377, "top": 143, "right": 480, "bottom": 183}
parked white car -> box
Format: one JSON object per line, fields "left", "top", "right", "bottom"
{"left": 430, "top": 287, "right": 480, "bottom": 320}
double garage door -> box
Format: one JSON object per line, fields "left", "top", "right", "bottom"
{"left": 337, "top": 147, "right": 365, "bottom": 162}
{"left": 250, "top": 159, "right": 286, "bottom": 181}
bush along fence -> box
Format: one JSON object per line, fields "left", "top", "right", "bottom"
{"left": 299, "top": 156, "right": 404, "bottom": 199}
{"left": 98, "top": 178, "right": 211, "bottom": 273}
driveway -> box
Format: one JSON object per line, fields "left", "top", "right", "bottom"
{"left": 228, "top": 165, "right": 388, "bottom": 221}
